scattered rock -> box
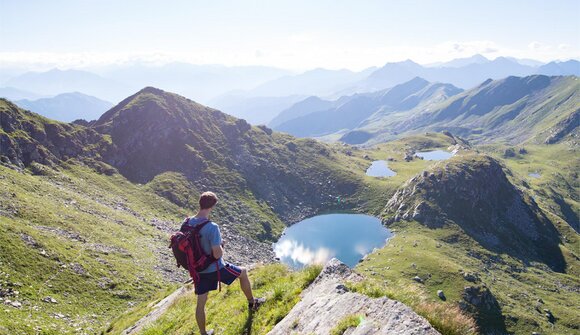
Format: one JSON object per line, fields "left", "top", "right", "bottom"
{"left": 437, "top": 290, "right": 446, "bottom": 301}
{"left": 335, "top": 284, "right": 348, "bottom": 294}
{"left": 43, "top": 297, "right": 57, "bottom": 304}
{"left": 20, "top": 233, "right": 40, "bottom": 248}
{"left": 8, "top": 300, "right": 21, "bottom": 308}
{"left": 412, "top": 276, "right": 423, "bottom": 283}
{"left": 503, "top": 148, "right": 516, "bottom": 158}
{"left": 463, "top": 273, "right": 478, "bottom": 282}
{"left": 544, "top": 309, "right": 555, "bottom": 323}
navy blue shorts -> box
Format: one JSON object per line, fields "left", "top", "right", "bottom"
{"left": 195, "top": 263, "right": 242, "bottom": 295}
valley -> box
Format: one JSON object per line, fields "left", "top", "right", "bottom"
{"left": 0, "top": 74, "right": 578, "bottom": 335}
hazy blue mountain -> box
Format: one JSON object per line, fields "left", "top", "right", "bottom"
{"left": 98, "top": 62, "right": 291, "bottom": 104}
{"left": 5, "top": 69, "right": 130, "bottom": 103}
{"left": 435, "top": 54, "right": 491, "bottom": 68}
{"left": 269, "top": 96, "right": 340, "bottom": 127}
{"left": 352, "top": 57, "right": 538, "bottom": 92}
{"left": 16, "top": 92, "right": 113, "bottom": 122}
{"left": 244, "top": 67, "right": 377, "bottom": 98}
{"left": 274, "top": 77, "right": 462, "bottom": 138}
{"left": 208, "top": 93, "right": 306, "bottom": 125}
{"left": 355, "top": 60, "right": 425, "bottom": 92}
{"left": 505, "top": 57, "right": 545, "bottom": 67}
{"left": 4, "top": 65, "right": 290, "bottom": 105}
{"left": 537, "top": 60, "right": 580, "bottom": 76}
{"left": 0, "top": 86, "right": 46, "bottom": 101}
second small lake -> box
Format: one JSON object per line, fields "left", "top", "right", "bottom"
{"left": 366, "top": 160, "right": 396, "bottom": 177}
{"left": 273, "top": 213, "right": 392, "bottom": 268}
{"left": 415, "top": 150, "right": 454, "bottom": 161}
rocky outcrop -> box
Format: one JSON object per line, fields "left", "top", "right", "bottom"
{"left": 543, "top": 108, "right": 579, "bottom": 144}
{"left": 383, "top": 154, "right": 565, "bottom": 272}
{"left": 0, "top": 99, "right": 107, "bottom": 168}
{"left": 460, "top": 286, "right": 506, "bottom": 334}
{"left": 268, "top": 259, "right": 440, "bottom": 335}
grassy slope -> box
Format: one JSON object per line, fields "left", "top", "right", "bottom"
{"left": 104, "top": 264, "right": 321, "bottom": 335}
{"left": 0, "top": 162, "right": 188, "bottom": 334}
{"left": 356, "top": 142, "right": 579, "bottom": 334}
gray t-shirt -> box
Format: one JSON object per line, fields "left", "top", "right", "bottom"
{"left": 186, "top": 217, "right": 225, "bottom": 273}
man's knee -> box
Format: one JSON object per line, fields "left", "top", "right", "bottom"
{"left": 196, "top": 293, "right": 208, "bottom": 307}
{"left": 240, "top": 267, "right": 248, "bottom": 277}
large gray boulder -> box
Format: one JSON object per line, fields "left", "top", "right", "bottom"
{"left": 267, "top": 258, "right": 440, "bottom": 335}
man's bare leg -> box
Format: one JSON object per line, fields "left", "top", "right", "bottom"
{"left": 238, "top": 268, "right": 254, "bottom": 301}
{"left": 196, "top": 293, "right": 209, "bottom": 334}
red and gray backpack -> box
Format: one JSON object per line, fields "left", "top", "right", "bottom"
{"left": 169, "top": 218, "right": 220, "bottom": 285}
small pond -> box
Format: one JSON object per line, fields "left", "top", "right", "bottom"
{"left": 366, "top": 160, "right": 396, "bottom": 177}
{"left": 529, "top": 172, "right": 541, "bottom": 178}
{"left": 273, "top": 213, "right": 392, "bottom": 268}
{"left": 415, "top": 150, "right": 454, "bottom": 161}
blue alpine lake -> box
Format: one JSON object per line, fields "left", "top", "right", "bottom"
{"left": 274, "top": 214, "right": 392, "bottom": 268}
{"left": 366, "top": 160, "right": 397, "bottom": 177}
{"left": 415, "top": 150, "right": 454, "bottom": 161}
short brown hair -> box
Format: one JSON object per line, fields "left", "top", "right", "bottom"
{"left": 199, "top": 191, "right": 218, "bottom": 209}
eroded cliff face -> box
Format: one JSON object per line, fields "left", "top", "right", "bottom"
{"left": 268, "top": 259, "right": 440, "bottom": 335}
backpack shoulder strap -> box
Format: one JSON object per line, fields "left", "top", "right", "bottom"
{"left": 192, "top": 219, "right": 211, "bottom": 232}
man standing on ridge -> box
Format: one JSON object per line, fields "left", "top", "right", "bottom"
{"left": 185, "top": 191, "right": 265, "bottom": 335}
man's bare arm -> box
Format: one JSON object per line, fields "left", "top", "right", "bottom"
{"left": 211, "top": 245, "right": 223, "bottom": 259}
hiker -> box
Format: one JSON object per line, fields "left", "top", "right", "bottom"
{"left": 185, "top": 191, "right": 265, "bottom": 335}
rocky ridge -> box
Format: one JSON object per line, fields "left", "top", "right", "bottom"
{"left": 268, "top": 259, "right": 440, "bottom": 335}
{"left": 382, "top": 154, "right": 565, "bottom": 271}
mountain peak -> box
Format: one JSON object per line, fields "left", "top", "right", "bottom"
{"left": 137, "top": 86, "right": 167, "bottom": 95}
{"left": 91, "top": 88, "right": 252, "bottom": 182}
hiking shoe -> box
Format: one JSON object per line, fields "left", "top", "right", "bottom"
{"left": 202, "top": 330, "right": 214, "bottom": 335}
{"left": 248, "top": 297, "right": 266, "bottom": 311}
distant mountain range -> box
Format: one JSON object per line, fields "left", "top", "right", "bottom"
{"left": 15, "top": 92, "right": 113, "bottom": 122}
{"left": 273, "top": 77, "right": 463, "bottom": 138}
{"left": 384, "top": 75, "right": 579, "bottom": 145}
{"left": 348, "top": 58, "right": 579, "bottom": 93}
{"left": 213, "top": 56, "right": 579, "bottom": 125}
{"left": 3, "top": 69, "right": 130, "bottom": 103}
{"left": 208, "top": 93, "right": 306, "bottom": 125}
{"left": 208, "top": 67, "right": 377, "bottom": 124}
{"left": 1, "top": 55, "right": 577, "bottom": 125}
{"left": 0, "top": 86, "right": 47, "bottom": 101}
{"left": 271, "top": 75, "right": 579, "bottom": 146}
{"left": 341, "top": 75, "right": 579, "bottom": 145}
{"left": 1, "top": 64, "right": 291, "bottom": 105}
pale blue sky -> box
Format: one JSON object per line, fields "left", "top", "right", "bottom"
{"left": 1, "top": 0, "right": 578, "bottom": 70}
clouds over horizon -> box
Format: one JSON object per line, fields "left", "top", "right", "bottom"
{"left": 0, "top": 39, "right": 578, "bottom": 73}
{"left": 1, "top": 1, "right": 578, "bottom": 72}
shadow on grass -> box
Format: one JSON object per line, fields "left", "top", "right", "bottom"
{"left": 242, "top": 310, "right": 254, "bottom": 335}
